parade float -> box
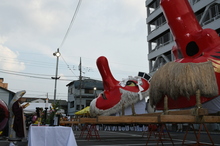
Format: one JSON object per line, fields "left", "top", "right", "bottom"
{"left": 89, "top": 56, "right": 150, "bottom": 117}
{"left": 149, "top": 0, "right": 220, "bottom": 111}
{"left": 0, "top": 0, "right": 219, "bottom": 144}
{"left": 68, "top": 0, "right": 220, "bottom": 144}
{"left": 90, "top": 0, "right": 220, "bottom": 117}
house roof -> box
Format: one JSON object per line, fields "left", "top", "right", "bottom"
{"left": 0, "top": 87, "right": 15, "bottom": 95}
{"left": 66, "top": 78, "right": 104, "bottom": 90}
{"left": 21, "top": 97, "right": 67, "bottom": 106}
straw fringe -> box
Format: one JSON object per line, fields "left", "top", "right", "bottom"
{"left": 149, "top": 61, "right": 218, "bottom": 107}
{"left": 90, "top": 89, "right": 149, "bottom": 117}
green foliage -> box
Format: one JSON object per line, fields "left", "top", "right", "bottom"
{"left": 41, "top": 100, "right": 61, "bottom": 124}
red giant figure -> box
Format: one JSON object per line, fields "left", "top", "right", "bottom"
{"left": 150, "top": 0, "right": 220, "bottom": 110}
{"left": 90, "top": 56, "right": 150, "bottom": 117}
{"left": 90, "top": 0, "right": 220, "bottom": 116}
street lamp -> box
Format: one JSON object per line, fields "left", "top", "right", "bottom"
{"left": 52, "top": 48, "right": 61, "bottom": 103}
{"left": 94, "top": 87, "right": 97, "bottom": 98}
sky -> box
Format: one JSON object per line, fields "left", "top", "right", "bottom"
{"left": 0, "top": 0, "right": 149, "bottom": 101}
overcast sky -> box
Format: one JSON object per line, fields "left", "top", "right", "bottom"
{"left": 0, "top": 0, "right": 149, "bottom": 101}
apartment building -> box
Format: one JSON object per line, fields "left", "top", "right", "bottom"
{"left": 66, "top": 78, "right": 103, "bottom": 116}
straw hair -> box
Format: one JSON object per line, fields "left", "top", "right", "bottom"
{"left": 149, "top": 61, "right": 218, "bottom": 107}
{"left": 90, "top": 89, "right": 149, "bottom": 117}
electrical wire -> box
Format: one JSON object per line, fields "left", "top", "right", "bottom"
{"left": 0, "top": 1, "right": 83, "bottom": 98}
{"left": 59, "top": 0, "right": 82, "bottom": 49}
{"left": 54, "top": 0, "right": 82, "bottom": 78}
{"left": 60, "top": 55, "right": 77, "bottom": 76}
{"left": 0, "top": 69, "right": 76, "bottom": 81}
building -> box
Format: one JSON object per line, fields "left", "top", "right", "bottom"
{"left": 0, "top": 87, "right": 14, "bottom": 106}
{"left": 0, "top": 78, "right": 14, "bottom": 106}
{"left": 146, "top": 0, "right": 220, "bottom": 75}
{"left": 0, "top": 78, "right": 8, "bottom": 89}
{"left": 0, "top": 77, "right": 68, "bottom": 114}
{"left": 21, "top": 97, "right": 68, "bottom": 114}
{"left": 66, "top": 78, "right": 104, "bottom": 116}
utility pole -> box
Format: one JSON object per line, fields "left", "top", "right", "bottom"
{"left": 79, "top": 57, "right": 82, "bottom": 110}
{"left": 52, "top": 48, "right": 60, "bottom": 103}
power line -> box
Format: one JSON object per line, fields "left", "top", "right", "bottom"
{"left": 0, "top": 51, "right": 147, "bottom": 77}
{"left": 60, "top": 55, "right": 77, "bottom": 76}
{"left": 0, "top": 69, "right": 53, "bottom": 77}
{"left": 0, "top": 69, "right": 77, "bottom": 81}
{"left": 0, "top": 55, "right": 67, "bottom": 69}
{"left": 9, "top": 88, "right": 68, "bottom": 98}
{"left": 0, "top": 53, "right": 148, "bottom": 81}
{"left": 59, "top": 0, "right": 82, "bottom": 49}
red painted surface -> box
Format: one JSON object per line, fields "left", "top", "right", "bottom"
{"left": 0, "top": 99, "right": 8, "bottom": 130}
{"left": 95, "top": 56, "right": 149, "bottom": 110}
{"left": 155, "top": 0, "right": 220, "bottom": 110}
{"left": 94, "top": 0, "right": 220, "bottom": 111}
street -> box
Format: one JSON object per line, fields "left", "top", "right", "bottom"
{"left": 0, "top": 129, "right": 220, "bottom": 146}
{"left": 74, "top": 130, "right": 220, "bottom": 146}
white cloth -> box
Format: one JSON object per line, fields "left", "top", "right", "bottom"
{"left": 202, "top": 96, "right": 220, "bottom": 113}
{"left": 22, "top": 102, "right": 52, "bottom": 114}
{"left": 28, "top": 126, "right": 77, "bottom": 146}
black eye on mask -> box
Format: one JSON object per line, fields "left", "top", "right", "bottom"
{"left": 126, "top": 81, "right": 137, "bottom": 86}
{"left": 138, "top": 72, "right": 151, "bottom": 81}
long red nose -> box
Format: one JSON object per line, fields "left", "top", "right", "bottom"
{"left": 96, "top": 56, "right": 119, "bottom": 91}
{"left": 161, "top": 0, "right": 220, "bottom": 59}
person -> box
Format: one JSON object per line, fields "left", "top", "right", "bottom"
{"left": 8, "top": 90, "right": 27, "bottom": 140}
{"left": 32, "top": 113, "right": 38, "bottom": 124}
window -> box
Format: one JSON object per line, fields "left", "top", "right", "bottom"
{"left": 163, "top": 33, "right": 170, "bottom": 44}
{"left": 69, "top": 87, "right": 74, "bottom": 94}
{"left": 76, "top": 105, "right": 84, "bottom": 110}
{"left": 149, "top": 15, "right": 166, "bottom": 33}
{"left": 84, "top": 89, "right": 94, "bottom": 94}
{"left": 150, "top": 31, "right": 172, "bottom": 52}
{"left": 195, "top": 11, "right": 204, "bottom": 22}
{"left": 203, "top": 4, "right": 220, "bottom": 25}
{"left": 70, "top": 101, "right": 74, "bottom": 108}
{"left": 70, "top": 88, "right": 73, "bottom": 94}
{"left": 86, "top": 100, "right": 92, "bottom": 107}
{"left": 150, "top": 42, "right": 157, "bottom": 52}
{"left": 148, "top": 0, "right": 160, "bottom": 14}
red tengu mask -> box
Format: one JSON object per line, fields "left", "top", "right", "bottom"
{"left": 89, "top": 56, "right": 150, "bottom": 117}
